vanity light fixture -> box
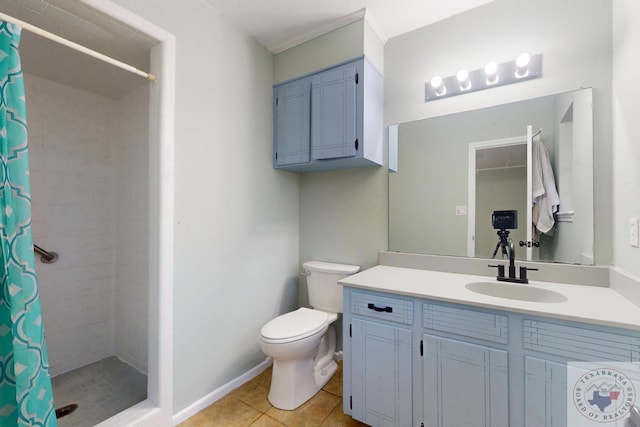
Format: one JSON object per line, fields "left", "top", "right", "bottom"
{"left": 425, "top": 53, "right": 542, "bottom": 102}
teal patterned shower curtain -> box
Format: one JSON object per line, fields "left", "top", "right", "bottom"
{"left": 0, "top": 22, "right": 57, "bottom": 426}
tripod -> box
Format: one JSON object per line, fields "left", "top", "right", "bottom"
{"left": 491, "top": 229, "right": 511, "bottom": 259}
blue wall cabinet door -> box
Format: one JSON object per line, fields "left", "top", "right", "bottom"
{"left": 273, "top": 77, "right": 311, "bottom": 166}
{"left": 311, "top": 63, "right": 357, "bottom": 160}
{"left": 272, "top": 56, "right": 383, "bottom": 172}
{"left": 351, "top": 318, "right": 413, "bottom": 427}
{"left": 423, "top": 334, "right": 509, "bottom": 427}
{"left": 524, "top": 357, "right": 567, "bottom": 427}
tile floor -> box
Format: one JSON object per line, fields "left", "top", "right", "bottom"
{"left": 52, "top": 356, "right": 147, "bottom": 426}
{"left": 179, "top": 362, "right": 367, "bottom": 427}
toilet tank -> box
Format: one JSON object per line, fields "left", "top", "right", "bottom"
{"left": 303, "top": 261, "right": 360, "bottom": 313}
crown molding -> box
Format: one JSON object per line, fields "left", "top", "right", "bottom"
{"left": 364, "top": 9, "right": 388, "bottom": 45}
{"left": 270, "top": 8, "right": 368, "bottom": 54}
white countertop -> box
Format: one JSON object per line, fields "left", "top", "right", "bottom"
{"left": 339, "top": 265, "right": 640, "bottom": 331}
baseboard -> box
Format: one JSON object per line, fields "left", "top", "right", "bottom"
{"left": 172, "top": 358, "right": 272, "bottom": 425}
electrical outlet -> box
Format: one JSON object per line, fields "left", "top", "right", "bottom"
{"left": 631, "top": 218, "right": 639, "bottom": 248}
{"left": 456, "top": 205, "right": 467, "bottom": 216}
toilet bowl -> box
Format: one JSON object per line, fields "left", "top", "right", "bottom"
{"left": 259, "top": 261, "right": 360, "bottom": 410}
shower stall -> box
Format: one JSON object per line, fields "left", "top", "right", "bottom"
{"left": 26, "top": 71, "right": 151, "bottom": 425}
{"left": 0, "top": 1, "right": 175, "bottom": 424}
{"left": 0, "top": 0, "right": 174, "bottom": 424}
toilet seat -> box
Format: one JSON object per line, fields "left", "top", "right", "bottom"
{"left": 260, "top": 308, "right": 329, "bottom": 344}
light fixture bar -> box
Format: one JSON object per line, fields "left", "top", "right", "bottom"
{"left": 425, "top": 54, "right": 542, "bottom": 102}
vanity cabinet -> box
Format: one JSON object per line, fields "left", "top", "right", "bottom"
{"left": 342, "top": 286, "right": 640, "bottom": 427}
{"left": 524, "top": 357, "right": 567, "bottom": 427}
{"left": 423, "top": 335, "right": 509, "bottom": 427}
{"left": 522, "top": 320, "right": 640, "bottom": 426}
{"left": 273, "top": 57, "right": 383, "bottom": 173}
{"left": 422, "top": 303, "right": 509, "bottom": 427}
{"left": 347, "top": 292, "right": 414, "bottom": 427}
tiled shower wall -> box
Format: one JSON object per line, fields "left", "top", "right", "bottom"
{"left": 27, "top": 73, "right": 149, "bottom": 376}
{"left": 114, "top": 85, "right": 149, "bottom": 374}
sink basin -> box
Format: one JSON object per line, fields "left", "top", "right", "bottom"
{"left": 465, "top": 281, "right": 568, "bottom": 303}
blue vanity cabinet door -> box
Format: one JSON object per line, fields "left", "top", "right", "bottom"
{"left": 273, "top": 77, "right": 311, "bottom": 167}
{"left": 311, "top": 63, "right": 358, "bottom": 160}
{"left": 524, "top": 357, "right": 567, "bottom": 427}
{"left": 351, "top": 317, "right": 413, "bottom": 427}
{"left": 520, "top": 318, "right": 640, "bottom": 426}
{"left": 423, "top": 334, "right": 509, "bottom": 427}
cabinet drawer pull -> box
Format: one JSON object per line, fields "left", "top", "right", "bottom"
{"left": 368, "top": 303, "right": 393, "bottom": 313}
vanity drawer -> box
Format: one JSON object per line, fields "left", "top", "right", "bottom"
{"left": 351, "top": 291, "right": 414, "bottom": 325}
{"left": 423, "top": 303, "right": 509, "bottom": 344}
{"left": 524, "top": 320, "right": 640, "bottom": 362}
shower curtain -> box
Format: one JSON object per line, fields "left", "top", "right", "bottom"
{"left": 0, "top": 22, "right": 57, "bottom": 426}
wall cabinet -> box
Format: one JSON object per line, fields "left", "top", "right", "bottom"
{"left": 273, "top": 77, "right": 311, "bottom": 167}
{"left": 273, "top": 57, "right": 383, "bottom": 173}
{"left": 342, "top": 287, "right": 640, "bottom": 427}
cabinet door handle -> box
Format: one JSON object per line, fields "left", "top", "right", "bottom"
{"left": 368, "top": 303, "right": 393, "bottom": 313}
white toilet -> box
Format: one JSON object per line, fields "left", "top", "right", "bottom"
{"left": 259, "top": 261, "right": 360, "bottom": 410}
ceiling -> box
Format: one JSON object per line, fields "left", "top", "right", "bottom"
{"left": 203, "top": 0, "right": 494, "bottom": 53}
{"left": 0, "top": 0, "right": 155, "bottom": 99}
{"left": 0, "top": 0, "right": 492, "bottom": 98}
{"left": 476, "top": 145, "right": 527, "bottom": 171}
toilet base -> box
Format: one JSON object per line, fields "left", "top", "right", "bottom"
{"left": 267, "top": 325, "right": 337, "bottom": 410}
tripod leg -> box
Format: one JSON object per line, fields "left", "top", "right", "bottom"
{"left": 492, "top": 242, "right": 501, "bottom": 259}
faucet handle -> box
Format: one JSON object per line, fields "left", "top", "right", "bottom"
{"left": 519, "top": 266, "right": 538, "bottom": 283}
{"left": 488, "top": 264, "right": 505, "bottom": 279}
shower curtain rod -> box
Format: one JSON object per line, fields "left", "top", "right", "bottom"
{"left": 0, "top": 11, "right": 156, "bottom": 82}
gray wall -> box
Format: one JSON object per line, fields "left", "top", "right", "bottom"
{"left": 274, "top": 20, "right": 364, "bottom": 84}
{"left": 109, "top": 0, "right": 640, "bottom": 417}
{"left": 272, "top": 18, "right": 388, "bottom": 306}
{"left": 613, "top": 0, "right": 640, "bottom": 276}
{"left": 113, "top": 0, "right": 300, "bottom": 413}
{"left": 475, "top": 167, "right": 527, "bottom": 259}
{"left": 390, "top": 96, "right": 555, "bottom": 258}
{"left": 385, "top": 0, "right": 613, "bottom": 265}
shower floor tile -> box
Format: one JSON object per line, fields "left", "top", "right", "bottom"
{"left": 51, "top": 356, "right": 147, "bottom": 427}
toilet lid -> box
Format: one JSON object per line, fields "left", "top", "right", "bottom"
{"left": 260, "top": 308, "right": 328, "bottom": 343}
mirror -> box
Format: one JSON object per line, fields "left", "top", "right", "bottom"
{"left": 389, "top": 88, "right": 594, "bottom": 264}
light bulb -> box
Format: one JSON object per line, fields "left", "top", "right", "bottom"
{"left": 484, "top": 61, "right": 498, "bottom": 75}
{"left": 430, "top": 75, "right": 447, "bottom": 96}
{"left": 516, "top": 53, "right": 530, "bottom": 68}
{"left": 457, "top": 69, "right": 471, "bottom": 91}
{"left": 515, "top": 53, "right": 531, "bottom": 78}
{"left": 484, "top": 61, "right": 499, "bottom": 85}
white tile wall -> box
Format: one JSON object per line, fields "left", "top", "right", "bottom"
{"left": 114, "top": 85, "right": 150, "bottom": 374}
{"left": 26, "top": 73, "right": 149, "bottom": 376}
